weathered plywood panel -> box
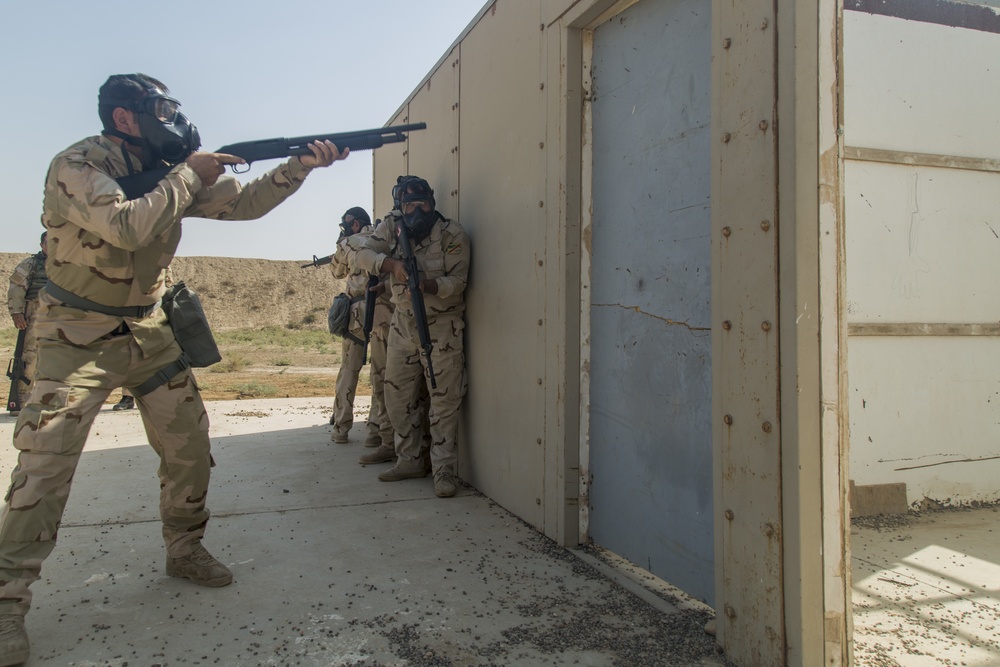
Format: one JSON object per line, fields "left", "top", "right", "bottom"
{"left": 848, "top": 336, "right": 1000, "bottom": 505}
{"left": 373, "top": 111, "right": 410, "bottom": 220}
{"left": 405, "top": 46, "right": 461, "bottom": 222}
{"left": 844, "top": 161, "right": 1000, "bottom": 323}
{"left": 844, "top": 11, "right": 1000, "bottom": 159}
{"left": 712, "top": 0, "right": 784, "bottom": 661}
{"left": 454, "top": 0, "right": 549, "bottom": 529}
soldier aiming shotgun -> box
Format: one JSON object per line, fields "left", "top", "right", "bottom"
{"left": 117, "top": 123, "right": 426, "bottom": 200}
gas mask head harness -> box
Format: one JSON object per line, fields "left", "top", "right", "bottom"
{"left": 339, "top": 206, "right": 371, "bottom": 237}
{"left": 395, "top": 176, "right": 440, "bottom": 244}
{"left": 100, "top": 75, "right": 201, "bottom": 171}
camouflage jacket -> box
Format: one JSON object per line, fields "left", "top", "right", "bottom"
{"left": 346, "top": 211, "right": 469, "bottom": 334}
{"left": 7, "top": 252, "right": 47, "bottom": 315}
{"left": 330, "top": 226, "right": 374, "bottom": 334}
{"left": 39, "top": 133, "right": 315, "bottom": 352}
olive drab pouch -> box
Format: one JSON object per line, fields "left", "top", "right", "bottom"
{"left": 328, "top": 293, "right": 350, "bottom": 336}
{"left": 163, "top": 281, "right": 222, "bottom": 367}
{"left": 328, "top": 293, "right": 364, "bottom": 345}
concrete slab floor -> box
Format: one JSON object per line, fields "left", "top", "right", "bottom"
{"left": 0, "top": 397, "right": 728, "bottom": 667}
{"left": 852, "top": 507, "right": 1000, "bottom": 666}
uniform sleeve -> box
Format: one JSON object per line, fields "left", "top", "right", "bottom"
{"left": 6, "top": 259, "right": 30, "bottom": 315}
{"left": 330, "top": 237, "right": 350, "bottom": 279}
{"left": 185, "top": 158, "right": 312, "bottom": 221}
{"left": 348, "top": 221, "right": 394, "bottom": 275}
{"left": 434, "top": 224, "right": 470, "bottom": 299}
{"left": 49, "top": 154, "right": 200, "bottom": 252}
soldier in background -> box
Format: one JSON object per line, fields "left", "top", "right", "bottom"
{"left": 6, "top": 232, "right": 48, "bottom": 414}
{"left": 328, "top": 207, "right": 374, "bottom": 443}
{"left": 361, "top": 216, "right": 396, "bottom": 451}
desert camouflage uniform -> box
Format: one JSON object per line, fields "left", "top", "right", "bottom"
{"left": 6, "top": 252, "right": 47, "bottom": 405}
{"left": 329, "top": 226, "right": 374, "bottom": 440}
{"left": 346, "top": 213, "right": 469, "bottom": 476}
{"left": 367, "top": 269, "right": 394, "bottom": 447}
{"left": 0, "top": 134, "right": 317, "bottom": 617}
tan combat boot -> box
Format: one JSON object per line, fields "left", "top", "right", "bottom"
{"left": 166, "top": 543, "right": 233, "bottom": 587}
{"left": 358, "top": 444, "right": 396, "bottom": 465}
{"left": 434, "top": 472, "right": 458, "bottom": 498}
{"left": 364, "top": 426, "right": 382, "bottom": 447}
{"left": 0, "top": 614, "right": 29, "bottom": 666}
{"left": 378, "top": 459, "right": 428, "bottom": 482}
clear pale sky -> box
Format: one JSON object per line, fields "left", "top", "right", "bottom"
{"left": 0, "top": 0, "right": 487, "bottom": 259}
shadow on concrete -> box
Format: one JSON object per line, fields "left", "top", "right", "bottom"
{"left": 1, "top": 399, "right": 729, "bottom": 667}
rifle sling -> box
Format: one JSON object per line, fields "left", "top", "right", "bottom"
{"left": 45, "top": 282, "right": 161, "bottom": 319}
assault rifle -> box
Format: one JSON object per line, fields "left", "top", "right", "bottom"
{"left": 300, "top": 255, "right": 332, "bottom": 269}
{"left": 6, "top": 328, "right": 29, "bottom": 413}
{"left": 396, "top": 222, "right": 436, "bottom": 388}
{"left": 116, "top": 122, "right": 427, "bottom": 201}
{"left": 361, "top": 274, "right": 379, "bottom": 365}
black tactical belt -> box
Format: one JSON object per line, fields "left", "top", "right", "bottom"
{"left": 45, "top": 282, "right": 160, "bottom": 319}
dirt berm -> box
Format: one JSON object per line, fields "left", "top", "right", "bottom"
{"left": 0, "top": 253, "right": 342, "bottom": 332}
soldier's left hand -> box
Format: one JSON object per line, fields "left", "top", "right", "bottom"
{"left": 420, "top": 279, "right": 439, "bottom": 295}
{"left": 299, "top": 140, "right": 349, "bottom": 168}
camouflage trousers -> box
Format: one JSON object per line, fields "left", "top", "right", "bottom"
{"left": 0, "top": 332, "right": 212, "bottom": 616}
{"left": 332, "top": 325, "right": 366, "bottom": 439}
{"left": 14, "top": 300, "right": 40, "bottom": 405}
{"left": 385, "top": 316, "right": 466, "bottom": 475}
{"left": 366, "top": 322, "right": 393, "bottom": 446}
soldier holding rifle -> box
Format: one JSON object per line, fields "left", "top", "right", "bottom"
{"left": 5, "top": 232, "right": 47, "bottom": 415}
{"left": 345, "top": 176, "right": 469, "bottom": 499}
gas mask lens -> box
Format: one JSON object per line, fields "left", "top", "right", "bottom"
{"left": 150, "top": 96, "right": 180, "bottom": 124}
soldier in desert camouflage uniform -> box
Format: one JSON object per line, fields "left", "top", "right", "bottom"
{"left": 6, "top": 233, "right": 47, "bottom": 412}
{"left": 328, "top": 206, "right": 376, "bottom": 443}
{"left": 0, "top": 73, "right": 347, "bottom": 666}
{"left": 363, "top": 217, "right": 396, "bottom": 451}
{"left": 346, "top": 177, "right": 469, "bottom": 499}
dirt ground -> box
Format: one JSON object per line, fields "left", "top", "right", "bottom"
{"left": 1, "top": 252, "right": 353, "bottom": 404}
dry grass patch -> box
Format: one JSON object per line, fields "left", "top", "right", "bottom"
{"left": 0, "top": 326, "right": 373, "bottom": 404}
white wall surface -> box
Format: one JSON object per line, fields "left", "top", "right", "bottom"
{"left": 844, "top": 11, "right": 1000, "bottom": 159}
{"left": 845, "top": 8, "right": 1000, "bottom": 505}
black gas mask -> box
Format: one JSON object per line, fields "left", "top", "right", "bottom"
{"left": 105, "top": 89, "right": 201, "bottom": 170}
{"left": 397, "top": 177, "right": 440, "bottom": 244}
{"left": 339, "top": 206, "right": 371, "bottom": 238}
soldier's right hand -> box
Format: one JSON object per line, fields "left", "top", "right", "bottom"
{"left": 11, "top": 313, "right": 27, "bottom": 330}
{"left": 381, "top": 257, "right": 410, "bottom": 285}
{"left": 184, "top": 152, "right": 246, "bottom": 188}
